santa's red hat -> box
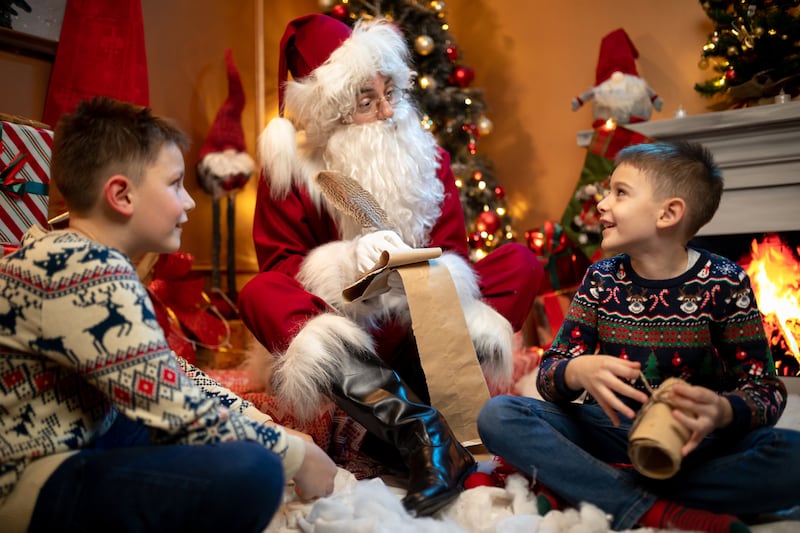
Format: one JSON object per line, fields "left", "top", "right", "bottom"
{"left": 595, "top": 28, "right": 640, "bottom": 85}
{"left": 278, "top": 13, "right": 352, "bottom": 114}
{"left": 197, "top": 49, "right": 255, "bottom": 197}
{"left": 259, "top": 15, "right": 412, "bottom": 198}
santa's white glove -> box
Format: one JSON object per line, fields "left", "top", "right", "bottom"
{"left": 355, "top": 230, "right": 412, "bottom": 275}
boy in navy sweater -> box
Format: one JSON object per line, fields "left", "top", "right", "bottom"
{"left": 478, "top": 141, "right": 799, "bottom": 532}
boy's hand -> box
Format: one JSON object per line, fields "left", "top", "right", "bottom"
{"left": 293, "top": 440, "right": 337, "bottom": 500}
{"left": 667, "top": 381, "right": 733, "bottom": 456}
{"left": 565, "top": 355, "right": 649, "bottom": 426}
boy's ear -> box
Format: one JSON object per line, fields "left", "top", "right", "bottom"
{"left": 656, "top": 197, "right": 686, "bottom": 229}
{"left": 104, "top": 175, "right": 134, "bottom": 216}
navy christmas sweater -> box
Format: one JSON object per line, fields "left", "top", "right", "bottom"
{"left": 538, "top": 249, "right": 786, "bottom": 436}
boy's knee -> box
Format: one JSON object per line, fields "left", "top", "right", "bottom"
{"left": 478, "top": 396, "right": 512, "bottom": 437}
{"left": 219, "top": 442, "right": 285, "bottom": 513}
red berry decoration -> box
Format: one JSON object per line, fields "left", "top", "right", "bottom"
{"left": 476, "top": 210, "right": 500, "bottom": 234}
{"left": 463, "top": 472, "right": 499, "bottom": 489}
{"left": 736, "top": 347, "right": 747, "bottom": 360}
{"left": 469, "top": 231, "right": 483, "bottom": 246}
{"left": 449, "top": 65, "right": 475, "bottom": 88}
{"left": 330, "top": 3, "right": 349, "bottom": 20}
{"left": 446, "top": 44, "right": 459, "bottom": 62}
{"left": 672, "top": 352, "right": 682, "bottom": 366}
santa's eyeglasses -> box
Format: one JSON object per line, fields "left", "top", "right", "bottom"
{"left": 354, "top": 88, "right": 407, "bottom": 117}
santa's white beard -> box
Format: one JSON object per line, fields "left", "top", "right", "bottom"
{"left": 322, "top": 107, "right": 444, "bottom": 248}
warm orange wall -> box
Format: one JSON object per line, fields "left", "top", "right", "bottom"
{"left": 1, "top": 0, "right": 715, "bottom": 284}
{"left": 141, "top": 0, "right": 319, "bottom": 278}
{"left": 445, "top": 0, "right": 714, "bottom": 236}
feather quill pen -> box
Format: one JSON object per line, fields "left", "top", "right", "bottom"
{"left": 314, "top": 170, "right": 394, "bottom": 232}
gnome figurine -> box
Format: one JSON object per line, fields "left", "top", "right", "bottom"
{"left": 197, "top": 49, "right": 255, "bottom": 197}
{"left": 196, "top": 49, "right": 255, "bottom": 302}
{"left": 572, "top": 28, "right": 663, "bottom": 128}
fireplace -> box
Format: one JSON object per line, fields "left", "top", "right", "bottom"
{"left": 625, "top": 101, "right": 800, "bottom": 392}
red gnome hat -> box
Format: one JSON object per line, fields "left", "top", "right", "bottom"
{"left": 277, "top": 13, "right": 352, "bottom": 114}
{"left": 196, "top": 49, "right": 254, "bottom": 197}
{"left": 595, "top": 28, "right": 640, "bottom": 85}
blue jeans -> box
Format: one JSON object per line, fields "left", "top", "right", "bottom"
{"left": 478, "top": 395, "right": 800, "bottom": 531}
{"left": 28, "top": 415, "right": 285, "bottom": 533}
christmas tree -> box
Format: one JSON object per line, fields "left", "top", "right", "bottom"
{"left": 319, "top": 0, "right": 515, "bottom": 261}
{"left": 0, "top": 0, "right": 31, "bottom": 29}
{"left": 695, "top": 0, "right": 800, "bottom": 108}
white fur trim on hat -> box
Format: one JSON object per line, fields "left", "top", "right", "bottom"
{"left": 258, "top": 116, "right": 297, "bottom": 198}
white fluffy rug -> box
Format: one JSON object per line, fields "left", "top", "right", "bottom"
{"left": 264, "top": 393, "right": 800, "bottom": 533}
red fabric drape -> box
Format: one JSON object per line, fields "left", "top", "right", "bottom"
{"left": 42, "top": 0, "right": 149, "bottom": 128}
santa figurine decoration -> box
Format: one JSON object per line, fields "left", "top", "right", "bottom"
{"left": 571, "top": 28, "right": 663, "bottom": 128}
{"left": 196, "top": 48, "right": 254, "bottom": 304}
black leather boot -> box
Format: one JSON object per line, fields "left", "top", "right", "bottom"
{"left": 329, "top": 348, "right": 476, "bottom": 516}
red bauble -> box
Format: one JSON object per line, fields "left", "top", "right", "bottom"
{"left": 725, "top": 68, "right": 736, "bottom": 82}
{"left": 446, "top": 44, "right": 459, "bottom": 62}
{"left": 494, "top": 186, "right": 505, "bottom": 200}
{"left": 330, "top": 3, "right": 349, "bottom": 20}
{"left": 449, "top": 65, "right": 475, "bottom": 88}
{"left": 463, "top": 472, "right": 500, "bottom": 489}
{"left": 469, "top": 231, "right": 483, "bottom": 246}
{"left": 476, "top": 211, "right": 500, "bottom": 234}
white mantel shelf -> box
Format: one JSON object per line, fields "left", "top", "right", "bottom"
{"left": 582, "top": 102, "right": 800, "bottom": 237}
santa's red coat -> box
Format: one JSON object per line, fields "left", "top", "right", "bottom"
{"left": 238, "top": 149, "right": 543, "bottom": 368}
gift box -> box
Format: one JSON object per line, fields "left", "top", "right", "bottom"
{"left": 0, "top": 120, "right": 53, "bottom": 247}
{"left": 532, "top": 290, "right": 576, "bottom": 349}
{"left": 526, "top": 220, "right": 591, "bottom": 292}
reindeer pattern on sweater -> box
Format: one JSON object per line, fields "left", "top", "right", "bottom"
{"left": 0, "top": 228, "right": 293, "bottom": 506}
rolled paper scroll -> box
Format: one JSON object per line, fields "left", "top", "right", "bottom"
{"left": 628, "top": 377, "right": 691, "bottom": 479}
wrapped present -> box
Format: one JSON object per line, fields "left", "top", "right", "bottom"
{"left": 526, "top": 220, "right": 590, "bottom": 292}
{"left": 0, "top": 121, "right": 53, "bottom": 246}
{"left": 532, "top": 290, "right": 576, "bottom": 349}
{"left": 146, "top": 252, "right": 230, "bottom": 365}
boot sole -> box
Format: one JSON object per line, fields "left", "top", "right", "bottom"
{"left": 404, "top": 460, "right": 478, "bottom": 517}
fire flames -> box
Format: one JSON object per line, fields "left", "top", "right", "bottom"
{"left": 743, "top": 235, "right": 800, "bottom": 376}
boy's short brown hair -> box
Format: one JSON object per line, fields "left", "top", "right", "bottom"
{"left": 50, "top": 97, "right": 189, "bottom": 215}
{"left": 614, "top": 141, "right": 723, "bottom": 239}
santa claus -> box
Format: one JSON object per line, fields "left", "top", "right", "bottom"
{"left": 238, "top": 13, "right": 543, "bottom": 516}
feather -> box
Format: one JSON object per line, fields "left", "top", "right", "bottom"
{"left": 314, "top": 170, "right": 393, "bottom": 231}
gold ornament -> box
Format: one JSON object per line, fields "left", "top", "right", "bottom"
{"left": 698, "top": 57, "right": 709, "bottom": 69}
{"left": 318, "top": 0, "right": 336, "bottom": 9}
{"left": 477, "top": 115, "right": 493, "bottom": 136}
{"left": 418, "top": 75, "right": 436, "bottom": 90}
{"left": 415, "top": 35, "right": 435, "bottom": 56}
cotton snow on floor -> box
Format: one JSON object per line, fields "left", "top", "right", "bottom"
{"left": 265, "top": 393, "right": 800, "bottom": 533}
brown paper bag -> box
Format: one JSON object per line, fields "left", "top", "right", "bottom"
{"left": 628, "top": 377, "right": 691, "bottom": 479}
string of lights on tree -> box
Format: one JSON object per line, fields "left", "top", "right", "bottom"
{"left": 319, "top": 0, "right": 515, "bottom": 261}
{"left": 695, "top": 0, "right": 800, "bottom": 108}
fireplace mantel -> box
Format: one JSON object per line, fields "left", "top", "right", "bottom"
{"left": 623, "top": 102, "right": 800, "bottom": 237}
